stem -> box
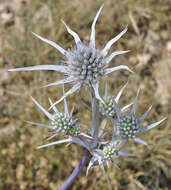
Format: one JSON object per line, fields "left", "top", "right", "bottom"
{"left": 59, "top": 87, "right": 100, "bottom": 190}
{"left": 59, "top": 150, "right": 88, "bottom": 190}
{"left": 91, "top": 88, "right": 100, "bottom": 139}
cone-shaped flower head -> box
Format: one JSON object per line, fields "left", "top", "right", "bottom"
{"left": 28, "top": 96, "right": 81, "bottom": 136}
{"left": 8, "top": 5, "right": 133, "bottom": 108}
{"left": 27, "top": 95, "right": 94, "bottom": 150}
{"left": 67, "top": 125, "right": 81, "bottom": 136}
{"left": 100, "top": 95, "right": 115, "bottom": 116}
{"left": 116, "top": 115, "right": 138, "bottom": 139}
{"left": 99, "top": 82, "right": 132, "bottom": 117}
{"left": 65, "top": 42, "right": 106, "bottom": 87}
{"left": 103, "top": 144, "right": 117, "bottom": 161}
{"left": 105, "top": 88, "right": 167, "bottom": 146}
{"left": 51, "top": 112, "right": 79, "bottom": 135}
{"left": 86, "top": 140, "right": 135, "bottom": 183}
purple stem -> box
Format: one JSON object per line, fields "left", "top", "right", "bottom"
{"left": 91, "top": 88, "right": 100, "bottom": 139}
{"left": 59, "top": 88, "right": 99, "bottom": 190}
{"left": 59, "top": 150, "right": 88, "bottom": 190}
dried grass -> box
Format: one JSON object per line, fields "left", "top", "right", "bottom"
{"left": 0, "top": 0, "right": 170, "bottom": 189}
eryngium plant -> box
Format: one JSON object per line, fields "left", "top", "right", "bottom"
{"left": 8, "top": 4, "right": 166, "bottom": 190}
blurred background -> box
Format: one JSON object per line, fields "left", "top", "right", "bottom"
{"left": 0, "top": 0, "right": 170, "bottom": 189}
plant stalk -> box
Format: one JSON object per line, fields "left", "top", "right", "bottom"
{"left": 59, "top": 88, "right": 100, "bottom": 190}
{"left": 59, "top": 150, "right": 88, "bottom": 190}
{"left": 91, "top": 88, "right": 100, "bottom": 139}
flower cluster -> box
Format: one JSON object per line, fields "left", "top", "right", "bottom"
{"left": 9, "top": 4, "right": 166, "bottom": 186}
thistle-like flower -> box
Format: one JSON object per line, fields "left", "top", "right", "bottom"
{"left": 27, "top": 96, "right": 83, "bottom": 137}
{"left": 26, "top": 95, "right": 93, "bottom": 149}
{"left": 86, "top": 140, "right": 135, "bottom": 183}
{"left": 105, "top": 89, "right": 167, "bottom": 145}
{"left": 99, "top": 82, "right": 132, "bottom": 117}
{"left": 8, "top": 5, "right": 133, "bottom": 107}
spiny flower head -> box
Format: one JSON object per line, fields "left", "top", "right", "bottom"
{"left": 99, "top": 82, "right": 132, "bottom": 117}
{"left": 9, "top": 5, "right": 133, "bottom": 108}
{"left": 36, "top": 117, "right": 109, "bottom": 151}
{"left": 116, "top": 115, "right": 138, "bottom": 138}
{"left": 27, "top": 95, "right": 81, "bottom": 137}
{"left": 67, "top": 125, "right": 81, "bottom": 136}
{"left": 65, "top": 42, "right": 106, "bottom": 87}
{"left": 86, "top": 140, "right": 135, "bottom": 183}
{"left": 51, "top": 112, "right": 79, "bottom": 135}
{"left": 103, "top": 144, "right": 117, "bottom": 161}
{"left": 105, "top": 88, "right": 167, "bottom": 146}
{"left": 100, "top": 95, "right": 115, "bottom": 116}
